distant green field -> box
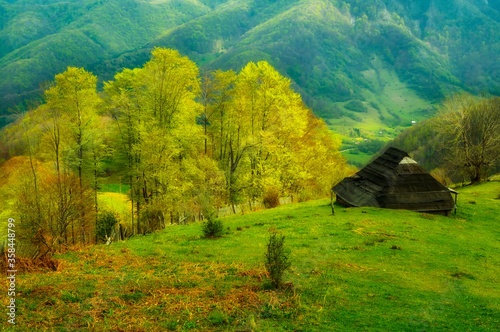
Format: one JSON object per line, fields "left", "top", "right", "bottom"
{"left": 326, "top": 61, "right": 436, "bottom": 166}
{"left": 340, "top": 149, "right": 372, "bottom": 167}
{"left": 6, "top": 181, "right": 500, "bottom": 331}
{"left": 99, "top": 183, "right": 130, "bottom": 194}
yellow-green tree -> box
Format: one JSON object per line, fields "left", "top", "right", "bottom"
{"left": 290, "top": 113, "right": 351, "bottom": 200}
{"left": 200, "top": 69, "right": 237, "bottom": 157}
{"left": 104, "top": 68, "right": 143, "bottom": 232}
{"left": 200, "top": 69, "right": 243, "bottom": 210}
{"left": 205, "top": 61, "right": 349, "bottom": 208}
{"left": 44, "top": 67, "right": 102, "bottom": 188}
{"left": 106, "top": 48, "right": 209, "bottom": 231}
{"left": 4, "top": 48, "right": 352, "bottom": 245}
{"left": 4, "top": 68, "right": 102, "bottom": 252}
{"left": 43, "top": 67, "right": 102, "bottom": 243}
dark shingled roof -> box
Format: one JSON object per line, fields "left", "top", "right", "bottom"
{"left": 333, "top": 147, "right": 455, "bottom": 214}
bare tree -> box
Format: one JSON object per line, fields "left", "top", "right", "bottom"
{"left": 439, "top": 94, "right": 500, "bottom": 183}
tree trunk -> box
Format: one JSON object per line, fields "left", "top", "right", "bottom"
{"left": 471, "top": 167, "right": 482, "bottom": 184}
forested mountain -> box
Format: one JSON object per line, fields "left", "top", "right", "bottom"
{"left": 1, "top": 0, "right": 499, "bottom": 133}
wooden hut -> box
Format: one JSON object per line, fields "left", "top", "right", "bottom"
{"left": 332, "top": 147, "right": 455, "bottom": 215}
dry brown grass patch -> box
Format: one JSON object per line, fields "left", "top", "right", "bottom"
{"left": 237, "top": 268, "right": 268, "bottom": 281}
{"left": 1, "top": 252, "right": 60, "bottom": 273}
{"left": 147, "top": 284, "right": 262, "bottom": 317}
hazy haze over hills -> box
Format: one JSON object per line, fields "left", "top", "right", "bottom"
{"left": 1, "top": 0, "right": 499, "bottom": 133}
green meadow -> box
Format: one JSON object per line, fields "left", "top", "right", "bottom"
{"left": 330, "top": 62, "right": 436, "bottom": 166}
{"left": 340, "top": 149, "right": 373, "bottom": 167}
{"left": 329, "top": 62, "right": 434, "bottom": 135}
{"left": 4, "top": 181, "right": 500, "bottom": 331}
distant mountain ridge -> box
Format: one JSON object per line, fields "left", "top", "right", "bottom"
{"left": 1, "top": 0, "right": 499, "bottom": 133}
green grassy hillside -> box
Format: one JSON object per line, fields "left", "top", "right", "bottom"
{"left": 6, "top": 181, "right": 499, "bottom": 331}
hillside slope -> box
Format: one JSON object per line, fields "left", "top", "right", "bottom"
{"left": 0, "top": 0, "right": 211, "bottom": 124}
{"left": 5, "top": 181, "right": 500, "bottom": 331}
{"left": 1, "top": 0, "right": 499, "bottom": 134}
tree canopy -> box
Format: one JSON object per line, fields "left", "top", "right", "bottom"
{"left": 1, "top": 47, "right": 351, "bottom": 255}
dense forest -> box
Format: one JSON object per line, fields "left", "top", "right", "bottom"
{"left": 0, "top": 48, "right": 351, "bottom": 257}
{"left": 1, "top": 0, "right": 499, "bottom": 135}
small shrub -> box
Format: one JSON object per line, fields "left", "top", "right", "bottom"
{"left": 265, "top": 231, "right": 291, "bottom": 289}
{"left": 96, "top": 211, "right": 118, "bottom": 243}
{"left": 263, "top": 187, "right": 280, "bottom": 208}
{"left": 140, "top": 206, "right": 165, "bottom": 233}
{"left": 202, "top": 216, "right": 224, "bottom": 238}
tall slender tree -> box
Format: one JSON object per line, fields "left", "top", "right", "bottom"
{"left": 104, "top": 68, "right": 143, "bottom": 234}
{"left": 44, "top": 67, "right": 102, "bottom": 243}
{"left": 106, "top": 48, "right": 204, "bottom": 230}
